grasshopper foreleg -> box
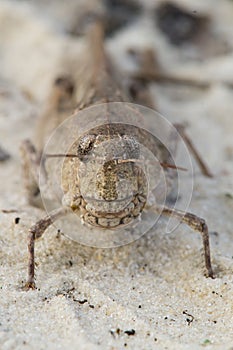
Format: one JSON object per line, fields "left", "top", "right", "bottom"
{"left": 24, "top": 207, "right": 70, "bottom": 290}
{"left": 153, "top": 205, "right": 214, "bottom": 278}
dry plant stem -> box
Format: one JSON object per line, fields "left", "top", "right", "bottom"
{"left": 133, "top": 71, "right": 233, "bottom": 90}
{"left": 2, "top": 209, "right": 18, "bottom": 213}
{"left": 157, "top": 205, "right": 213, "bottom": 278}
{"left": 129, "top": 48, "right": 210, "bottom": 89}
{"left": 25, "top": 207, "right": 69, "bottom": 290}
{"left": 133, "top": 71, "right": 211, "bottom": 89}
{"left": 130, "top": 48, "right": 233, "bottom": 90}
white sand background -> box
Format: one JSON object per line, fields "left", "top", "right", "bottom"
{"left": 0, "top": 0, "right": 233, "bottom": 349}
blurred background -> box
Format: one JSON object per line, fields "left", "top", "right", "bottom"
{"left": 1, "top": 1, "right": 233, "bottom": 349}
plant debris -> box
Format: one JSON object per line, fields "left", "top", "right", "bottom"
{"left": 124, "top": 329, "right": 136, "bottom": 336}
{"left": 74, "top": 298, "right": 88, "bottom": 304}
{"left": 110, "top": 328, "right": 121, "bottom": 338}
{"left": 183, "top": 310, "right": 194, "bottom": 325}
{"left": 14, "top": 217, "right": 20, "bottom": 224}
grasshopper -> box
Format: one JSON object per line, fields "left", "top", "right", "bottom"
{"left": 21, "top": 22, "right": 214, "bottom": 290}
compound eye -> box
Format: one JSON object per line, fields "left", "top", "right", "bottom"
{"left": 77, "top": 134, "right": 96, "bottom": 161}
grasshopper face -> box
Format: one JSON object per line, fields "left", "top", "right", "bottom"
{"left": 74, "top": 132, "right": 148, "bottom": 228}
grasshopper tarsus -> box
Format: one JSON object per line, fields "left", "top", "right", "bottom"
{"left": 23, "top": 281, "right": 36, "bottom": 291}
